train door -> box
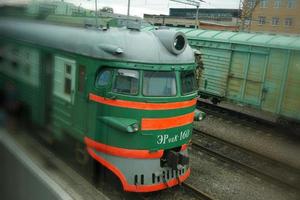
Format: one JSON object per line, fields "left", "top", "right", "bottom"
{"left": 227, "top": 49, "right": 268, "bottom": 107}
{"left": 42, "top": 53, "right": 53, "bottom": 124}
{"left": 243, "top": 53, "right": 267, "bottom": 106}
{"left": 72, "top": 63, "right": 88, "bottom": 135}
{"left": 52, "top": 56, "right": 78, "bottom": 137}
{"left": 52, "top": 56, "right": 88, "bottom": 138}
{"left": 261, "top": 49, "right": 287, "bottom": 114}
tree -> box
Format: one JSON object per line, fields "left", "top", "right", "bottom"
{"left": 100, "top": 6, "right": 113, "bottom": 13}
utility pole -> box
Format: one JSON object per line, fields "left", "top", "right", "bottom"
{"left": 127, "top": 0, "right": 131, "bottom": 16}
{"left": 170, "top": 0, "right": 205, "bottom": 29}
{"left": 95, "top": 0, "right": 98, "bottom": 27}
{"left": 195, "top": 3, "right": 199, "bottom": 28}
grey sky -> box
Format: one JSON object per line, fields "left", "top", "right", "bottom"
{"left": 70, "top": 0, "right": 240, "bottom": 17}
{"left": 1, "top": 0, "right": 241, "bottom": 17}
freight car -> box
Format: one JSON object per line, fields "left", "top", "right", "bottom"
{"left": 167, "top": 28, "right": 300, "bottom": 123}
{"left": 0, "top": 19, "right": 204, "bottom": 192}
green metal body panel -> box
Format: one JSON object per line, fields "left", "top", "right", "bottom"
{"left": 280, "top": 51, "right": 300, "bottom": 119}
{"left": 197, "top": 45, "right": 231, "bottom": 97}
{"left": 86, "top": 99, "right": 195, "bottom": 150}
{"left": 227, "top": 46, "right": 268, "bottom": 106}
{"left": 261, "top": 49, "right": 288, "bottom": 114}
{"left": 0, "top": 42, "right": 46, "bottom": 126}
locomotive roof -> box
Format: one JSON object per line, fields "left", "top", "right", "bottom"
{"left": 143, "top": 26, "right": 300, "bottom": 51}
{"left": 0, "top": 19, "right": 195, "bottom": 64}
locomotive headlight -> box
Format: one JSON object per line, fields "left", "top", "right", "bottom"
{"left": 101, "top": 117, "right": 139, "bottom": 133}
{"left": 194, "top": 110, "right": 206, "bottom": 121}
{"left": 132, "top": 123, "right": 139, "bottom": 131}
{"left": 129, "top": 123, "right": 139, "bottom": 133}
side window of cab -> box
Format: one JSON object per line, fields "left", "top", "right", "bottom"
{"left": 95, "top": 68, "right": 113, "bottom": 88}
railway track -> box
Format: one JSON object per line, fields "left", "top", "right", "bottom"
{"left": 182, "top": 182, "right": 214, "bottom": 200}
{"left": 196, "top": 101, "right": 300, "bottom": 136}
{"left": 192, "top": 129, "right": 300, "bottom": 191}
{"left": 197, "top": 101, "right": 277, "bottom": 130}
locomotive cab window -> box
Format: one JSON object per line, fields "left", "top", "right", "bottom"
{"left": 143, "top": 71, "right": 176, "bottom": 96}
{"left": 113, "top": 69, "right": 139, "bottom": 95}
{"left": 95, "top": 68, "right": 113, "bottom": 87}
{"left": 181, "top": 70, "right": 197, "bottom": 94}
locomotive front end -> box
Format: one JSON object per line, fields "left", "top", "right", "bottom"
{"left": 84, "top": 29, "right": 202, "bottom": 192}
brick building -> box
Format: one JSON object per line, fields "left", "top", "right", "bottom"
{"left": 250, "top": 0, "right": 300, "bottom": 34}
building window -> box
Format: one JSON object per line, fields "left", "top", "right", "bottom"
{"left": 258, "top": 16, "right": 266, "bottom": 25}
{"left": 287, "top": 0, "right": 296, "bottom": 8}
{"left": 274, "top": 0, "right": 281, "bottom": 8}
{"left": 248, "top": 0, "right": 256, "bottom": 9}
{"left": 285, "top": 18, "right": 293, "bottom": 26}
{"left": 260, "top": 0, "right": 268, "bottom": 8}
{"left": 272, "top": 17, "right": 280, "bottom": 26}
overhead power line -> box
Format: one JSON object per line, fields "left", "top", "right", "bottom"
{"left": 170, "top": 0, "right": 205, "bottom": 29}
{"left": 170, "top": 0, "right": 205, "bottom": 7}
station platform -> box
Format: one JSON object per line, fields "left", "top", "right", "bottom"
{"left": 0, "top": 128, "right": 109, "bottom": 200}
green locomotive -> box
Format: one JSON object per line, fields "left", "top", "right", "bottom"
{"left": 0, "top": 19, "right": 203, "bottom": 192}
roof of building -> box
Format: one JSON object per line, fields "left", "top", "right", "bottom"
{"left": 169, "top": 8, "right": 239, "bottom": 17}
{"left": 169, "top": 8, "right": 239, "bottom": 12}
{"left": 0, "top": 18, "right": 195, "bottom": 64}
{"left": 144, "top": 26, "right": 300, "bottom": 50}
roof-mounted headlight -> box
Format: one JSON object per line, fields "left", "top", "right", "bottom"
{"left": 153, "top": 30, "right": 187, "bottom": 55}
{"left": 174, "top": 34, "right": 186, "bottom": 51}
